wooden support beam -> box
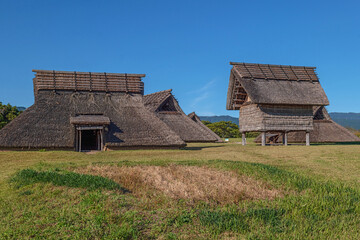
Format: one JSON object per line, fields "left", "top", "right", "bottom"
{"left": 242, "top": 133, "right": 246, "bottom": 146}
{"left": 100, "top": 129, "right": 104, "bottom": 151}
{"left": 306, "top": 132, "right": 310, "bottom": 146}
{"left": 75, "top": 129, "right": 78, "bottom": 151}
{"left": 261, "top": 132, "right": 266, "bottom": 146}
{"left": 235, "top": 93, "right": 247, "bottom": 96}
{"left": 283, "top": 132, "right": 288, "bottom": 146}
{"left": 79, "top": 130, "right": 82, "bottom": 152}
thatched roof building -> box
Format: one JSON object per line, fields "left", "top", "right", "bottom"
{"left": 187, "top": 112, "right": 222, "bottom": 142}
{"left": 227, "top": 62, "right": 330, "bottom": 146}
{"left": 254, "top": 106, "right": 360, "bottom": 143}
{"left": 144, "top": 90, "right": 221, "bottom": 142}
{"left": 0, "top": 70, "right": 185, "bottom": 151}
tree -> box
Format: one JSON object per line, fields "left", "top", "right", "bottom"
{"left": 201, "top": 120, "right": 212, "bottom": 126}
{"left": 0, "top": 102, "right": 22, "bottom": 129}
{"left": 202, "top": 120, "right": 260, "bottom": 138}
{"left": 202, "top": 121, "right": 240, "bottom": 138}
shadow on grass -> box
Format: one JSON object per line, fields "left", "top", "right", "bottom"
{"left": 311, "top": 141, "right": 360, "bottom": 146}
{"left": 11, "top": 169, "right": 129, "bottom": 193}
{"left": 182, "top": 145, "right": 223, "bottom": 151}
{"left": 253, "top": 142, "right": 360, "bottom": 146}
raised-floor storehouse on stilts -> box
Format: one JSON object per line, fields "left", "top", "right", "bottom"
{"left": 226, "top": 62, "right": 329, "bottom": 146}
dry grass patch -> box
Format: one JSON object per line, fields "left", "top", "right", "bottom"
{"left": 77, "top": 165, "right": 282, "bottom": 204}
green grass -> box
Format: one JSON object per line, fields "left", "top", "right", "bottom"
{"left": 1, "top": 139, "right": 360, "bottom": 239}
{"left": 11, "top": 169, "right": 125, "bottom": 191}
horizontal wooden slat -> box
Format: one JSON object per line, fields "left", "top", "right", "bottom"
{"left": 230, "top": 62, "right": 318, "bottom": 81}
{"left": 33, "top": 70, "right": 145, "bottom": 94}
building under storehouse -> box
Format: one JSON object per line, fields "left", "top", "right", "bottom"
{"left": 0, "top": 70, "right": 185, "bottom": 151}
{"left": 254, "top": 106, "right": 360, "bottom": 143}
{"left": 144, "top": 89, "right": 222, "bottom": 142}
{"left": 226, "top": 62, "right": 330, "bottom": 146}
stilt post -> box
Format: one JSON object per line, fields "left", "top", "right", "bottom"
{"left": 306, "top": 132, "right": 310, "bottom": 146}
{"left": 261, "top": 132, "right": 266, "bottom": 146}
{"left": 284, "top": 132, "right": 288, "bottom": 146}
{"left": 242, "top": 132, "right": 246, "bottom": 146}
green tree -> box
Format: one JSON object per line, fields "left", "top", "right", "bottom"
{"left": 0, "top": 102, "right": 22, "bottom": 129}
{"left": 201, "top": 120, "right": 212, "bottom": 126}
{"left": 203, "top": 121, "right": 240, "bottom": 138}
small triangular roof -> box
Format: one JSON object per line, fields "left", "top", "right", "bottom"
{"left": 188, "top": 112, "right": 223, "bottom": 142}
{"left": 144, "top": 90, "right": 221, "bottom": 142}
{"left": 143, "top": 89, "right": 174, "bottom": 112}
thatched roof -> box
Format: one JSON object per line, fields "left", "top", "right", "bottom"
{"left": 143, "top": 89, "right": 174, "bottom": 112}
{"left": 188, "top": 112, "right": 223, "bottom": 142}
{"left": 144, "top": 90, "right": 221, "bottom": 142}
{"left": 227, "top": 63, "right": 329, "bottom": 110}
{"left": 254, "top": 107, "right": 360, "bottom": 143}
{"left": 0, "top": 70, "right": 186, "bottom": 149}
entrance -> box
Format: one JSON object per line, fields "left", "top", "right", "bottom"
{"left": 81, "top": 130, "right": 100, "bottom": 151}
{"left": 76, "top": 127, "right": 104, "bottom": 152}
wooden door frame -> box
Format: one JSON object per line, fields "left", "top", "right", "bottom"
{"left": 75, "top": 126, "right": 105, "bottom": 152}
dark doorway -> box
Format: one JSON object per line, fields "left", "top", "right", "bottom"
{"left": 81, "top": 130, "right": 100, "bottom": 151}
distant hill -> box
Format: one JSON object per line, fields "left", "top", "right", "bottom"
{"left": 17, "top": 106, "right": 26, "bottom": 111}
{"left": 200, "top": 112, "right": 360, "bottom": 130}
{"left": 329, "top": 112, "right": 360, "bottom": 130}
{"left": 199, "top": 115, "right": 239, "bottom": 125}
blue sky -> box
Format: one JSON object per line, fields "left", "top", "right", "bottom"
{"left": 0, "top": 0, "right": 359, "bottom": 117}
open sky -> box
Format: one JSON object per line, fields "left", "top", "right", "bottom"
{"left": 1, "top": 0, "right": 359, "bottom": 117}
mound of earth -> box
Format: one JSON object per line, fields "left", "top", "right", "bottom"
{"left": 78, "top": 165, "right": 282, "bottom": 204}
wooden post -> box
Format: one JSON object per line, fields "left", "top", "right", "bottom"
{"left": 306, "top": 132, "right": 310, "bottom": 146}
{"left": 100, "top": 129, "right": 104, "bottom": 151}
{"left": 242, "top": 132, "right": 246, "bottom": 146}
{"left": 75, "top": 129, "right": 78, "bottom": 151}
{"left": 101, "top": 126, "right": 106, "bottom": 151}
{"left": 283, "top": 132, "right": 288, "bottom": 146}
{"left": 261, "top": 132, "right": 266, "bottom": 146}
{"left": 97, "top": 130, "right": 101, "bottom": 150}
{"left": 79, "top": 130, "right": 82, "bottom": 152}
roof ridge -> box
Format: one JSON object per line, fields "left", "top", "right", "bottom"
{"left": 229, "top": 62, "right": 316, "bottom": 69}
{"left": 33, "top": 69, "right": 146, "bottom": 77}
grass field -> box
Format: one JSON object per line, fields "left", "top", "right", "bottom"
{"left": 1, "top": 139, "right": 360, "bottom": 239}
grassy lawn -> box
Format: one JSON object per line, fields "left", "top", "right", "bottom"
{"left": 1, "top": 139, "right": 360, "bottom": 239}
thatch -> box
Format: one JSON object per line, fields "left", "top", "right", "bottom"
{"left": 0, "top": 70, "right": 185, "bottom": 150}
{"left": 254, "top": 107, "right": 360, "bottom": 143}
{"left": 144, "top": 90, "right": 221, "bottom": 142}
{"left": 227, "top": 63, "right": 329, "bottom": 110}
{"left": 187, "top": 112, "right": 223, "bottom": 142}
{"left": 238, "top": 103, "right": 314, "bottom": 132}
